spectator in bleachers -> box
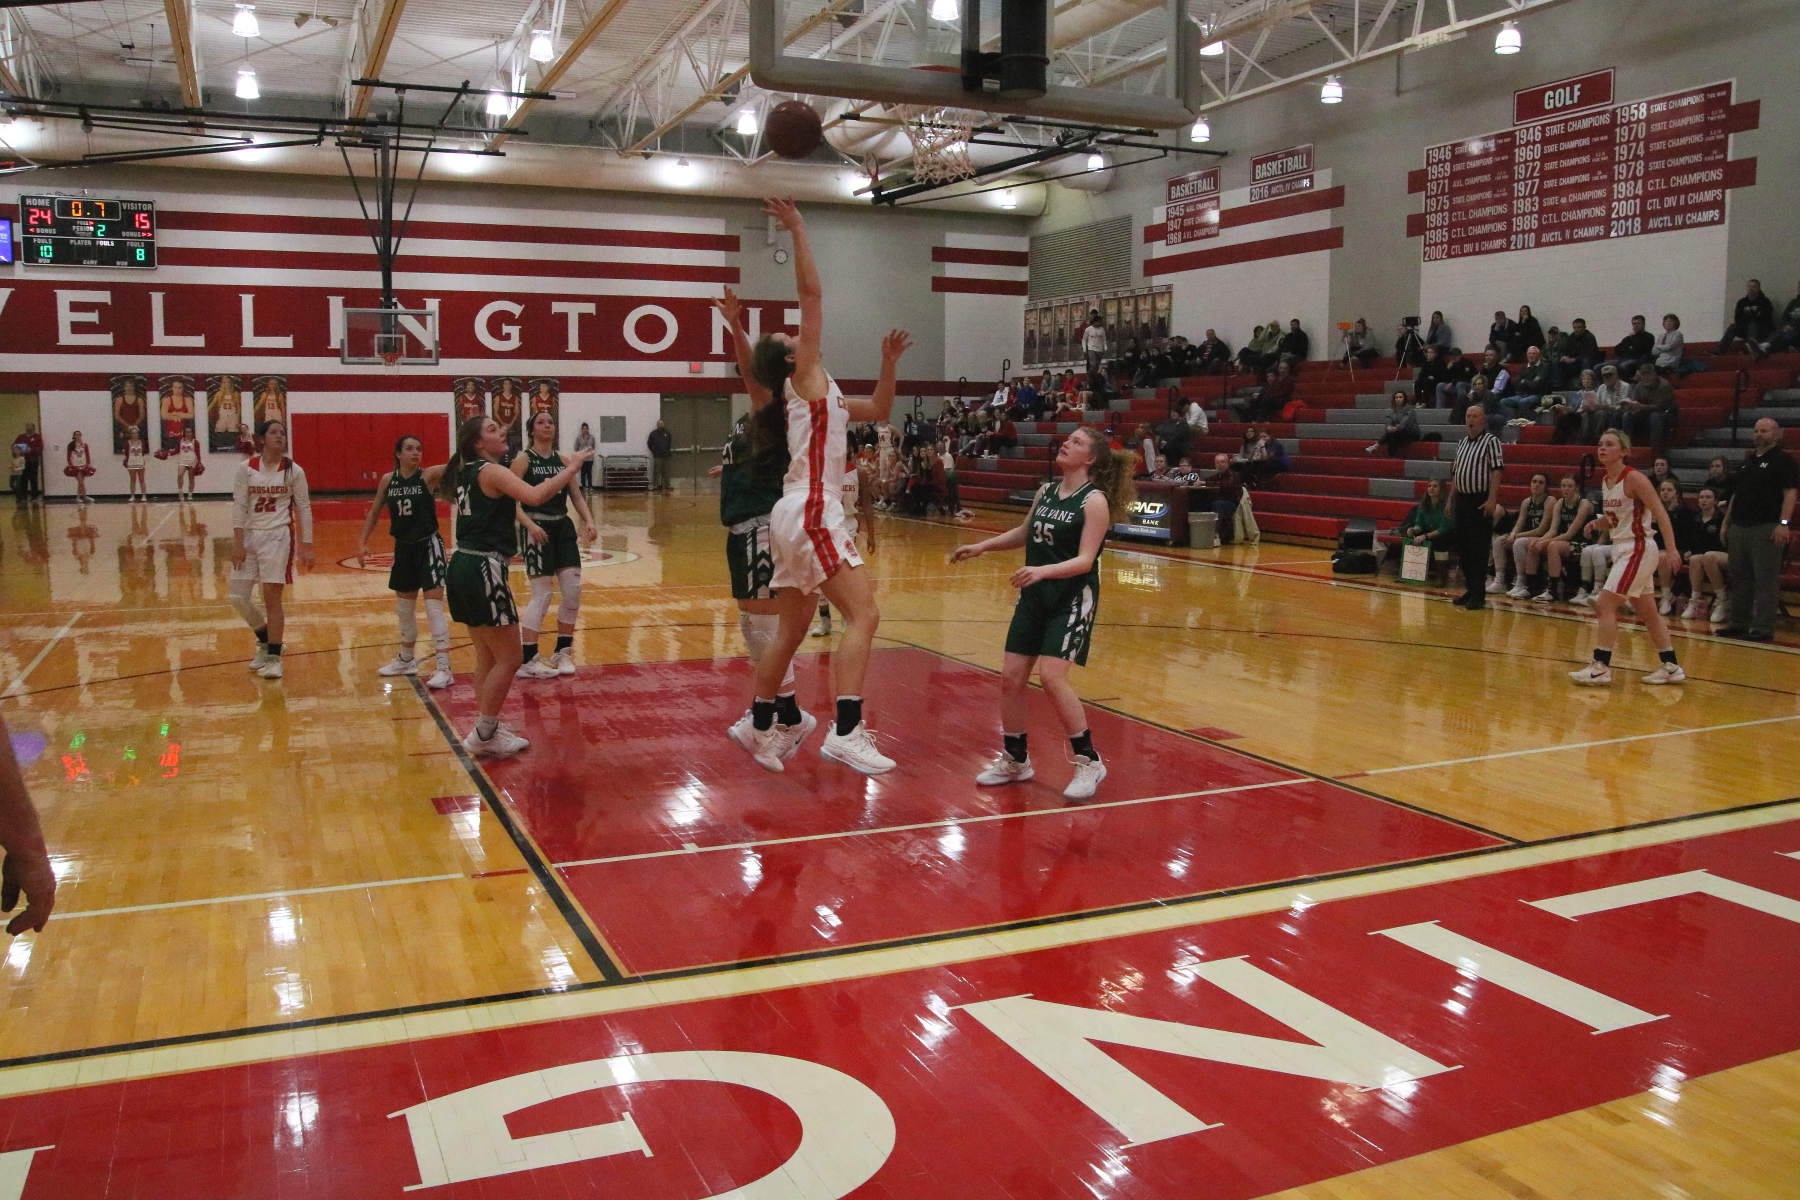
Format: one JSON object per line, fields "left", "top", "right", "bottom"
{"left": 1605, "top": 315, "right": 1655, "bottom": 381}
{"left": 1010, "top": 376, "right": 1042, "bottom": 420}
{"left": 1368, "top": 391, "right": 1420, "bottom": 457}
{"left": 1208, "top": 454, "right": 1245, "bottom": 544}
{"left": 1478, "top": 348, "right": 1512, "bottom": 397}
{"left": 1398, "top": 478, "right": 1454, "bottom": 569}
{"left": 1394, "top": 320, "right": 1427, "bottom": 368}
{"left": 1681, "top": 486, "right": 1729, "bottom": 620}
{"left": 1715, "top": 279, "right": 1775, "bottom": 359}
{"left": 1241, "top": 428, "right": 1289, "bottom": 488}
{"left": 1181, "top": 390, "right": 1209, "bottom": 436}
{"left": 1503, "top": 346, "right": 1553, "bottom": 421}
{"left": 1649, "top": 478, "right": 1688, "bottom": 613}
{"left": 1465, "top": 374, "right": 1506, "bottom": 437}
{"left": 1412, "top": 344, "right": 1444, "bottom": 408}
{"left": 1552, "top": 317, "right": 1601, "bottom": 388}
{"left": 1701, "top": 457, "right": 1735, "bottom": 506}
{"left": 1434, "top": 346, "right": 1476, "bottom": 409}
{"left": 1557, "top": 368, "right": 1604, "bottom": 443}
{"left": 1648, "top": 455, "right": 1682, "bottom": 496}
{"left": 1653, "top": 313, "right": 1686, "bottom": 374}
{"left": 1719, "top": 416, "right": 1799, "bottom": 641}
{"left": 1082, "top": 309, "right": 1108, "bottom": 383}
{"left": 1532, "top": 476, "right": 1594, "bottom": 602}
{"left": 1238, "top": 323, "right": 1278, "bottom": 375}
{"left": 1054, "top": 392, "right": 1082, "bottom": 419}
{"left": 1590, "top": 365, "right": 1631, "bottom": 439}
{"left": 1156, "top": 403, "right": 1193, "bottom": 469}
{"left": 1342, "top": 318, "right": 1380, "bottom": 368}
{"left": 1496, "top": 471, "right": 1556, "bottom": 597}
{"left": 1278, "top": 319, "right": 1310, "bottom": 366}
{"left": 1246, "top": 358, "right": 1296, "bottom": 422}
{"left": 1621, "top": 362, "right": 1678, "bottom": 449}
{"left": 1448, "top": 403, "right": 1505, "bottom": 609}
{"left": 1509, "top": 305, "right": 1545, "bottom": 360}
{"left": 1768, "top": 282, "right": 1800, "bottom": 354}
{"left": 1425, "top": 311, "right": 1453, "bottom": 351}
{"left": 1195, "top": 329, "right": 1231, "bottom": 373}
{"left": 1485, "top": 311, "right": 1516, "bottom": 359}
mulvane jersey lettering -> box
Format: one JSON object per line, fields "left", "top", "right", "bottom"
{"left": 385, "top": 470, "right": 439, "bottom": 543}
{"left": 1024, "top": 480, "right": 1101, "bottom": 606}
{"left": 520, "top": 449, "right": 569, "bottom": 519}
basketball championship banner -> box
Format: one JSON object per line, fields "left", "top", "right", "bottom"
{"left": 1248, "top": 144, "right": 1314, "bottom": 203}
{"left": 109, "top": 374, "right": 148, "bottom": 454}
{"left": 205, "top": 374, "right": 245, "bottom": 452}
{"left": 1165, "top": 167, "right": 1221, "bottom": 247}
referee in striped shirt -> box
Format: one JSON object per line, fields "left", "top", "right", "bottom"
{"left": 1448, "top": 403, "right": 1505, "bottom": 609}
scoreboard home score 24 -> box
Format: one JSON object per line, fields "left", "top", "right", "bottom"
{"left": 18, "top": 195, "right": 157, "bottom": 268}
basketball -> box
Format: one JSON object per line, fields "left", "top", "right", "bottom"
{"left": 764, "top": 100, "right": 824, "bottom": 159}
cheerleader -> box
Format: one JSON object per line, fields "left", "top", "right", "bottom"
{"left": 511, "top": 410, "right": 598, "bottom": 678}
{"left": 951, "top": 426, "right": 1135, "bottom": 800}
{"left": 435, "top": 415, "right": 590, "bottom": 757}
{"left": 732, "top": 197, "right": 913, "bottom": 776}
{"left": 357, "top": 435, "right": 454, "bottom": 689}
{"left": 161, "top": 430, "right": 204, "bottom": 500}
{"left": 124, "top": 426, "right": 148, "bottom": 501}
{"left": 1569, "top": 430, "right": 1685, "bottom": 686}
{"left": 63, "top": 431, "right": 95, "bottom": 502}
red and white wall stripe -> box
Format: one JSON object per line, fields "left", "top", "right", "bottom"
{"left": 935, "top": 235, "right": 1028, "bottom": 385}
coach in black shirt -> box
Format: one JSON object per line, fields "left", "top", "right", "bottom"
{"left": 1448, "top": 405, "right": 1504, "bottom": 609}
{"left": 1719, "top": 418, "right": 1797, "bottom": 641}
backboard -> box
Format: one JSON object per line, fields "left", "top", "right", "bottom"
{"left": 341, "top": 307, "right": 439, "bottom": 366}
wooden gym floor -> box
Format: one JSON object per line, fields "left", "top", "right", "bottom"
{"left": 0, "top": 490, "right": 1795, "bottom": 1199}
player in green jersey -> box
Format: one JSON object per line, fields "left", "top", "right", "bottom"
{"left": 356, "top": 434, "right": 453, "bottom": 689}
{"left": 512, "top": 410, "right": 598, "bottom": 679}
{"left": 952, "top": 426, "right": 1135, "bottom": 800}
{"left": 435, "top": 415, "right": 591, "bottom": 758}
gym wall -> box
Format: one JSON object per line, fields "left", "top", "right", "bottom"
{"left": 1033, "top": 0, "right": 1797, "bottom": 361}
{"left": 3, "top": 167, "right": 1023, "bottom": 496}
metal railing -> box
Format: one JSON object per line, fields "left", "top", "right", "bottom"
{"left": 1729, "top": 366, "right": 1752, "bottom": 447}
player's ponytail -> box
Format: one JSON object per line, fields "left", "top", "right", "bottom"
{"left": 438, "top": 416, "right": 487, "bottom": 502}
{"left": 1070, "top": 426, "right": 1136, "bottom": 522}
{"left": 748, "top": 335, "right": 794, "bottom": 467}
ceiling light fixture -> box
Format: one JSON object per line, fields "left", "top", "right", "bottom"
{"left": 1493, "top": 20, "right": 1521, "bottom": 54}
{"left": 998, "top": 189, "right": 1018, "bottom": 209}
{"left": 485, "top": 89, "right": 512, "bottom": 116}
{"left": 929, "top": 0, "right": 959, "bottom": 21}
{"left": 528, "top": 30, "right": 554, "bottom": 62}
{"left": 669, "top": 157, "right": 697, "bottom": 186}
{"left": 1200, "top": 40, "right": 1225, "bottom": 57}
{"left": 235, "top": 68, "right": 260, "bottom": 99}
{"left": 1319, "top": 74, "right": 1343, "bottom": 104}
{"left": 232, "top": 5, "right": 260, "bottom": 38}
{"left": 1085, "top": 151, "right": 1105, "bottom": 171}
{"left": 1189, "top": 117, "right": 1210, "bottom": 143}
{"left": 735, "top": 107, "right": 758, "bottom": 135}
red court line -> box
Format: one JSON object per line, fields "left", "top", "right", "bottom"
{"left": 437, "top": 648, "right": 1500, "bottom": 973}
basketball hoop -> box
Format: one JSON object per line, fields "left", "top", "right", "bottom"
{"left": 895, "top": 105, "right": 978, "bottom": 185}
{"left": 375, "top": 332, "right": 406, "bottom": 368}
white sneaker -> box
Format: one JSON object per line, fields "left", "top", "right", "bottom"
{"left": 248, "top": 644, "right": 270, "bottom": 671}
{"left": 258, "top": 658, "right": 284, "bottom": 679}
{"left": 463, "top": 725, "right": 529, "bottom": 758}
{"left": 1570, "top": 589, "right": 1594, "bottom": 606}
{"left": 774, "top": 709, "right": 819, "bottom": 762}
{"left": 1063, "top": 755, "right": 1107, "bottom": 801}
{"left": 1485, "top": 578, "right": 1506, "bottom": 595}
{"left": 1534, "top": 588, "right": 1557, "bottom": 602}
{"left": 1710, "top": 594, "right": 1729, "bottom": 624}
{"left": 1657, "top": 592, "right": 1676, "bottom": 615}
{"left": 956, "top": 510, "right": 974, "bottom": 522}
{"left": 1568, "top": 662, "right": 1612, "bottom": 686}
{"left": 516, "top": 657, "right": 560, "bottom": 679}
{"left": 729, "top": 715, "right": 786, "bottom": 773}
{"left": 378, "top": 654, "right": 419, "bottom": 676}
{"left": 1364, "top": 443, "right": 1379, "bottom": 453}
{"left": 1680, "top": 598, "right": 1707, "bottom": 620}
{"left": 550, "top": 647, "right": 577, "bottom": 676}
{"left": 1507, "top": 583, "right": 1531, "bottom": 599}
{"left": 976, "top": 754, "right": 1034, "bottom": 785}
{"left": 1642, "top": 664, "right": 1686, "bottom": 685}
{"left": 425, "top": 667, "right": 454, "bottom": 689}
{"left": 820, "top": 722, "right": 895, "bottom": 775}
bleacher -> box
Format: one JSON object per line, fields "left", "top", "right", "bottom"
{"left": 953, "top": 351, "right": 1800, "bottom": 590}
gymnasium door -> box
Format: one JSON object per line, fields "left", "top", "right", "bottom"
{"left": 659, "top": 395, "right": 732, "bottom": 491}
{"left": 290, "top": 413, "right": 450, "bottom": 492}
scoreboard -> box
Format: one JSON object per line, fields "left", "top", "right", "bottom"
{"left": 1413, "top": 78, "right": 1750, "bottom": 261}
{"left": 18, "top": 195, "right": 158, "bottom": 268}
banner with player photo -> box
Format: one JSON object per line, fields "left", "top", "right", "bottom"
{"left": 489, "top": 376, "right": 524, "bottom": 455}
{"left": 524, "top": 378, "right": 561, "bottom": 448}
{"left": 451, "top": 376, "right": 488, "bottom": 427}
{"left": 110, "top": 374, "right": 149, "bottom": 454}
{"left": 250, "top": 375, "right": 288, "bottom": 430}
{"left": 157, "top": 374, "right": 197, "bottom": 451}
{"left": 206, "top": 374, "right": 245, "bottom": 452}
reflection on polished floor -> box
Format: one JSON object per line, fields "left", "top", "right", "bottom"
{"left": 0, "top": 491, "right": 1795, "bottom": 1199}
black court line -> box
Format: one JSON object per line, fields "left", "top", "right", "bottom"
{"left": 406, "top": 674, "right": 627, "bottom": 985}
{"left": 2, "top": 790, "right": 1793, "bottom": 1075}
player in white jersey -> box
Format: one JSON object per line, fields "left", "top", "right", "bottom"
{"left": 1569, "top": 430, "right": 1685, "bottom": 686}
{"left": 229, "top": 419, "right": 315, "bottom": 680}
{"left": 124, "top": 426, "right": 148, "bottom": 502}
{"left": 735, "top": 197, "right": 913, "bottom": 776}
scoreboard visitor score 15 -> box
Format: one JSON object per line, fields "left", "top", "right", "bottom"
{"left": 17, "top": 195, "right": 157, "bottom": 268}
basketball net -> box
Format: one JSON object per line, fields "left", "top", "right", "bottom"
{"left": 893, "top": 105, "right": 977, "bottom": 185}
{"left": 374, "top": 332, "right": 405, "bottom": 368}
